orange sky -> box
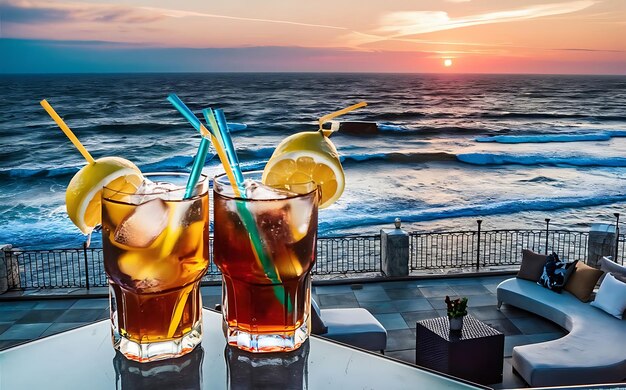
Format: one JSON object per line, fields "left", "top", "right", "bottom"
{"left": 2, "top": 0, "right": 625, "bottom": 73}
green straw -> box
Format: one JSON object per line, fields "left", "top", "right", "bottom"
{"left": 203, "top": 108, "right": 292, "bottom": 312}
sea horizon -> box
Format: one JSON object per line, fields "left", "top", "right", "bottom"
{"left": 2, "top": 72, "right": 626, "bottom": 249}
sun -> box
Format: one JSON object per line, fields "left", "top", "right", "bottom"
{"left": 443, "top": 59, "right": 453, "bottom": 67}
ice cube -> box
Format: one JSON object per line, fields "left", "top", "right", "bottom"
{"left": 244, "top": 180, "right": 292, "bottom": 200}
{"left": 114, "top": 198, "right": 169, "bottom": 248}
{"left": 287, "top": 197, "right": 314, "bottom": 242}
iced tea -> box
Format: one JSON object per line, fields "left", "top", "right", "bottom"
{"left": 213, "top": 171, "right": 319, "bottom": 352}
{"left": 102, "top": 173, "right": 209, "bottom": 362}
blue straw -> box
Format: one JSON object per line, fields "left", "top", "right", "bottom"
{"left": 167, "top": 94, "right": 202, "bottom": 132}
{"left": 166, "top": 94, "right": 211, "bottom": 198}
{"left": 184, "top": 137, "right": 210, "bottom": 199}
{"left": 214, "top": 109, "right": 245, "bottom": 186}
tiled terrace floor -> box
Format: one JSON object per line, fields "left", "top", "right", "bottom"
{"left": 0, "top": 274, "right": 567, "bottom": 389}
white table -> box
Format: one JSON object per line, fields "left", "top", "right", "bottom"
{"left": 0, "top": 309, "right": 484, "bottom": 389}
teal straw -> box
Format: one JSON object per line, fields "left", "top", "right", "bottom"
{"left": 214, "top": 109, "right": 245, "bottom": 186}
{"left": 184, "top": 137, "right": 210, "bottom": 199}
{"left": 204, "top": 109, "right": 292, "bottom": 313}
{"left": 167, "top": 94, "right": 202, "bottom": 132}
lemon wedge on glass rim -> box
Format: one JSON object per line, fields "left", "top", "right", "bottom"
{"left": 261, "top": 130, "right": 345, "bottom": 209}
{"left": 65, "top": 156, "right": 143, "bottom": 234}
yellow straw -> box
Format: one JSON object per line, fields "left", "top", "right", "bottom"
{"left": 40, "top": 99, "right": 96, "bottom": 165}
{"left": 199, "top": 123, "right": 242, "bottom": 198}
{"left": 318, "top": 101, "right": 367, "bottom": 130}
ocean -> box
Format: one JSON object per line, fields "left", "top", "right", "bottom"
{"left": 1, "top": 73, "right": 626, "bottom": 249}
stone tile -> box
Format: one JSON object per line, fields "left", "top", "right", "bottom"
{"left": 0, "top": 310, "right": 27, "bottom": 322}
{"left": 201, "top": 295, "right": 222, "bottom": 309}
{"left": 15, "top": 309, "right": 66, "bottom": 324}
{"left": 373, "top": 313, "right": 408, "bottom": 331}
{"left": 392, "top": 298, "right": 434, "bottom": 312}
{"left": 418, "top": 286, "right": 456, "bottom": 298}
{"left": 509, "top": 317, "right": 564, "bottom": 335}
{"left": 354, "top": 290, "right": 390, "bottom": 303}
{"left": 467, "top": 294, "right": 498, "bottom": 307}
{"left": 358, "top": 301, "right": 397, "bottom": 314}
{"left": 41, "top": 322, "right": 86, "bottom": 337}
{"left": 33, "top": 300, "right": 78, "bottom": 310}
{"left": 315, "top": 285, "right": 354, "bottom": 294}
{"left": 480, "top": 318, "right": 522, "bottom": 336}
{"left": 385, "top": 349, "right": 415, "bottom": 365}
{"left": 70, "top": 299, "right": 109, "bottom": 309}
{"left": 385, "top": 329, "right": 416, "bottom": 352}
{"left": 318, "top": 293, "right": 357, "bottom": 308}
{"left": 55, "top": 309, "right": 108, "bottom": 323}
{"left": 469, "top": 306, "right": 507, "bottom": 321}
{"left": 483, "top": 284, "right": 499, "bottom": 294}
{"left": 380, "top": 280, "right": 421, "bottom": 289}
{"left": 444, "top": 278, "right": 482, "bottom": 286}
{"left": 354, "top": 284, "right": 386, "bottom": 293}
{"left": 491, "top": 358, "right": 528, "bottom": 389}
{"left": 426, "top": 298, "right": 448, "bottom": 310}
{"left": 401, "top": 310, "right": 439, "bottom": 328}
{"left": 0, "top": 340, "right": 29, "bottom": 350}
{"left": 451, "top": 284, "right": 490, "bottom": 296}
{"left": 0, "top": 301, "right": 38, "bottom": 311}
{"left": 0, "top": 323, "right": 51, "bottom": 340}
{"left": 384, "top": 288, "right": 424, "bottom": 299}
{"left": 499, "top": 304, "right": 534, "bottom": 319}
{"left": 200, "top": 285, "right": 222, "bottom": 295}
{"left": 0, "top": 322, "right": 12, "bottom": 336}
{"left": 414, "top": 279, "right": 450, "bottom": 287}
{"left": 503, "top": 332, "right": 564, "bottom": 358}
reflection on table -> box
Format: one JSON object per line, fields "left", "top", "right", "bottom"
{"left": 0, "top": 309, "right": 485, "bottom": 389}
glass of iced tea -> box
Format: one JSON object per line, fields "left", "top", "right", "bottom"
{"left": 102, "top": 173, "right": 209, "bottom": 362}
{"left": 213, "top": 171, "right": 319, "bottom": 353}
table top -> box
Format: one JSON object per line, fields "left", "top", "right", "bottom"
{"left": 0, "top": 309, "right": 485, "bottom": 389}
{"left": 417, "top": 315, "right": 502, "bottom": 342}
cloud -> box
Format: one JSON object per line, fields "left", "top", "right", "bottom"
{"left": 1, "top": 0, "right": 347, "bottom": 30}
{"left": 0, "top": 0, "right": 164, "bottom": 23}
{"left": 377, "top": 0, "right": 596, "bottom": 36}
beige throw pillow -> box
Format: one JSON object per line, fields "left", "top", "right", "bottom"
{"left": 564, "top": 261, "right": 604, "bottom": 302}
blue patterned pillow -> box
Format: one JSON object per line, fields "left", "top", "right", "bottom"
{"left": 537, "top": 253, "right": 577, "bottom": 293}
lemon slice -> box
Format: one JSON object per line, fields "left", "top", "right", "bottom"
{"left": 66, "top": 156, "right": 143, "bottom": 234}
{"left": 262, "top": 131, "right": 345, "bottom": 209}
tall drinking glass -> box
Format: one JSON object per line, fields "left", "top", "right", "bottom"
{"left": 213, "top": 171, "right": 319, "bottom": 353}
{"left": 102, "top": 173, "right": 209, "bottom": 362}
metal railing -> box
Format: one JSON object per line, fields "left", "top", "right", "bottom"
{"left": 2, "top": 221, "right": 625, "bottom": 290}
{"left": 1, "top": 235, "right": 381, "bottom": 290}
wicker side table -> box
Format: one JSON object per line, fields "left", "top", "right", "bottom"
{"left": 415, "top": 315, "right": 504, "bottom": 385}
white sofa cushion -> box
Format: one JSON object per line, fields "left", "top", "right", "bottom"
{"left": 590, "top": 273, "right": 626, "bottom": 319}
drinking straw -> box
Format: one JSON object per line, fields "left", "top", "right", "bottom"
{"left": 202, "top": 109, "right": 284, "bottom": 286}
{"left": 184, "top": 136, "right": 210, "bottom": 199}
{"left": 214, "top": 109, "right": 245, "bottom": 186}
{"left": 318, "top": 101, "right": 367, "bottom": 133}
{"left": 166, "top": 94, "right": 241, "bottom": 197}
{"left": 40, "top": 99, "right": 96, "bottom": 165}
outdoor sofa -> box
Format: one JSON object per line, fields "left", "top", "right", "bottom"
{"left": 496, "top": 257, "right": 626, "bottom": 387}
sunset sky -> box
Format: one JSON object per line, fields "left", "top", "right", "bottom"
{"left": 1, "top": 0, "right": 625, "bottom": 74}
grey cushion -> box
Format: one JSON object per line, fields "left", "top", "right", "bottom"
{"left": 497, "top": 278, "right": 626, "bottom": 387}
{"left": 310, "top": 298, "right": 328, "bottom": 334}
{"left": 318, "top": 307, "right": 387, "bottom": 352}
{"left": 599, "top": 257, "right": 626, "bottom": 283}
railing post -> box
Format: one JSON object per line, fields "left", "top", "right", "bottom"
{"left": 544, "top": 219, "right": 551, "bottom": 255}
{"left": 380, "top": 218, "right": 409, "bottom": 277}
{"left": 614, "top": 213, "right": 620, "bottom": 262}
{"left": 83, "top": 241, "right": 90, "bottom": 290}
{"left": 476, "top": 220, "right": 482, "bottom": 271}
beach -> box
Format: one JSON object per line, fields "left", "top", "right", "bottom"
{"left": 1, "top": 73, "right": 626, "bottom": 249}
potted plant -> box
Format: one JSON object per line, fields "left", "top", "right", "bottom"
{"left": 445, "top": 296, "right": 468, "bottom": 332}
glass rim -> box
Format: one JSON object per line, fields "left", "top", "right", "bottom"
{"left": 213, "top": 170, "right": 318, "bottom": 202}
{"left": 102, "top": 172, "right": 209, "bottom": 201}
